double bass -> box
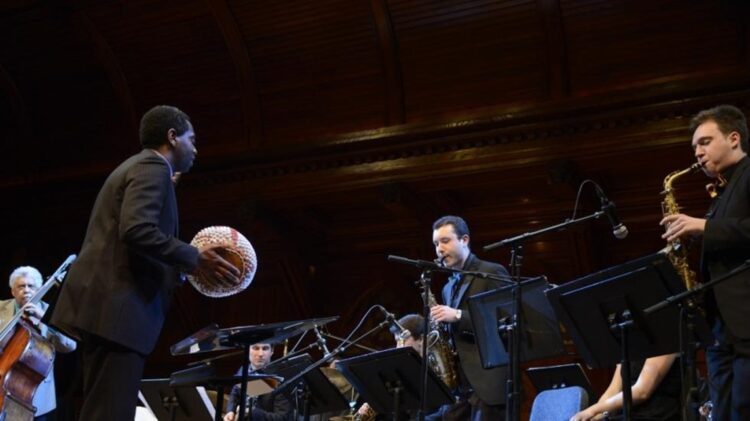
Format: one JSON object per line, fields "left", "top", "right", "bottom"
{"left": 0, "top": 255, "right": 75, "bottom": 421}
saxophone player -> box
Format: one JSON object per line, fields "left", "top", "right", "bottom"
{"left": 354, "top": 314, "right": 453, "bottom": 421}
{"left": 429, "top": 216, "right": 509, "bottom": 421}
{"left": 660, "top": 105, "right": 750, "bottom": 420}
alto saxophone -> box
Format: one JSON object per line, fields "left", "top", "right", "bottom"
{"left": 418, "top": 268, "right": 459, "bottom": 390}
{"left": 661, "top": 163, "right": 702, "bottom": 290}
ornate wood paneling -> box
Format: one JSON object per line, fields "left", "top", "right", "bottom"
{"left": 1, "top": 0, "right": 750, "bottom": 415}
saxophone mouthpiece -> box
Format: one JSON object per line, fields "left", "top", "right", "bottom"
{"left": 434, "top": 256, "right": 446, "bottom": 267}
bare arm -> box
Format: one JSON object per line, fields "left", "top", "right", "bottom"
{"left": 570, "top": 354, "right": 677, "bottom": 421}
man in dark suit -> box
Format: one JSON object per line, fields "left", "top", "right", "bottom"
{"left": 430, "top": 215, "right": 508, "bottom": 421}
{"left": 50, "top": 105, "right": 240, "bottom": 421}
{"left": 224, "top": 343, "right": 291, "bottom": 421}
{"left": 661, "top": 104, "right": 750, "bottom": 420}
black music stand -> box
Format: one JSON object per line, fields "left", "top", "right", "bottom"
{"left": 545, "top": 252, "right": 712, "bottom": 419}
{"left": 140, "top": 379, "right": 214, "bottom": 421}
{"left": 468, "top": 276, "right": 565, "bottom": 369}
{"left": 266, "top": 353, "right": 350, "bottom": 420}
{"left": 169, "top": 366, "right": 280, "bottom": 421}
{"left": 546, "top": 252, "right": 711, "bottom": 368}
{"left": 335, "top": 347, "right": 454, "bottom": 421}
{"left": 526, "top": 363, "right": 594, "bottom": 400}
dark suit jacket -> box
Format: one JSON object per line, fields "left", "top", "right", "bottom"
{"left": 441, "top": 253, "right": 509, "bottom": 406}
{"left": 226, "top": 366, "right": 292, "bottom": 421}
{"left": 702, "top": 156, "right": 750, "bottom": 340}
{"left": 51, "top": 149, "right": 199, "bottom": 355}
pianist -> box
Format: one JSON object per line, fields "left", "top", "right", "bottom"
{"left": 224, "top": 342, "right": 292, "bottom": 421}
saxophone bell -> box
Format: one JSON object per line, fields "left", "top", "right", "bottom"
{"left": 417, "top": 270, "right": 459, "bottom": 390}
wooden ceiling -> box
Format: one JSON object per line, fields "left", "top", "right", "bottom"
{"left": 1, "top": 0, "right": 750, "bottom": 401}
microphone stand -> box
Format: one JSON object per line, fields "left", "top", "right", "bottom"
{"left": 632, "top": 259, "right": 750, "bottom": 421}
{"left": 321, "top": 332, "right": 379, "bottom": 353}
{"left": 271, "top": 319, "right": 394, "bottom": 421}
{"left": 483, "top": 209, "right": 607, "bottom": 421}
{"left": 592, "top": 258, "right": 750, "bottom": 420}
{"left": 417, "top": 268, "right": 432, "bottom": 421}
{"left": 238, "top": 342, "right": 251, "bottom": 421}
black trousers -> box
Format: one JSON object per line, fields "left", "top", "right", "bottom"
{"left": 35, "top": 411, "right": 55, "bottom": 421}
{"left": 79, "top": 333, "right": 146, "bottom": 421}
{"left": 428, "top": 393, "right": 504, "bottom": 421}
{"left": 706, "top": 327, "right": 750, "bottom": 421}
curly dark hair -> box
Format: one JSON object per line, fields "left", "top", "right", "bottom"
{"left": 139, "top": 105, "right": 192, "bottom": 149}
{"left": 690, "top": 105, "right": 748, "bottom": 152}
{"left": 389, "top": 313, "right": 425, "bottom": 340}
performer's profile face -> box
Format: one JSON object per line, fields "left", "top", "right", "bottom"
{"left": 171, "top": 122, "right": 197, "bottom": 173}
{"left": 432, "top": 224, "right": 470, "bottom": 269}
{"left": 693, "top": 120, "right": 741, "bottom": 177}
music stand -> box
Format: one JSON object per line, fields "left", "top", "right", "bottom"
{"left": 546, "top": 252, "right": 710, "bottom": 368}
{"left": 526, "top": 363, "right": 594, "bottom": 400}
{"left": 170, "top": 317, "right": 338, "bottom": 421}
{"left": 140, "top": 379, "right": 214, "bottom": 421}
{"left": 169, "top": 366, "right": 281, "bottom": 421}
{"left": 468, "top": 276, "right": 565, "bottom": 369}
{"left": 268, "top": 353, "right": 350, "bottom": 420}
{"left": 545, "top": 252, "right": 712, "bottom": 419}
{"left": 335, "top": 347, "right": 454, "bottom": 421}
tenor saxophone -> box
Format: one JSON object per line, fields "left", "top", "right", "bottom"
{"left": 418, "top": 269, "right": 459, "bottom": 391}
{"left": 661, "top": 163, "right": 702, "bottom": 289}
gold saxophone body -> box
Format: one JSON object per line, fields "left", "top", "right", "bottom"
{"left": 419, "top": 270, "right": 459, "bottom": 391}
{"left": 350, "top": 271, "right": 459, "bottom": 420}
{"left": 661, "top": 163, "right": 702, "bottom": 289}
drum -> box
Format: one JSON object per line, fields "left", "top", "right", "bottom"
{"left": 187, "top": 226, "right": 257, "bottom": 297}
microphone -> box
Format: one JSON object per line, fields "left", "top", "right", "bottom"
{"left": 387, "top": 255, "right": 442, "bottom": 270}
{"left": 379, "top": 306, "right": 411, "bottom": 341}
{"left": 595, "top": 187, "right": 629, "bottom": 239}
{"left": 313, "top": 326, "right": 330, "bottom": 356}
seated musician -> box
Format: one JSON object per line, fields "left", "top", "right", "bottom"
{"left": 224, "top": 342, "right": 291, "bottom": 421}
{"left": 356, "top": 314, "right": 446, "bottom": 420}
{"left": 570, "top": 354, "right": 681, "bottom": 421}
{"left": 0, "top": 266, "right": 77, "bottom": 421}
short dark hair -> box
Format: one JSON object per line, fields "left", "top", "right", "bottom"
{"left": 389, "top": 314, "right": 425, "bottom": 340}
{"left": 690, "top": 104, "right": 748, "bottom": 152}
{"left": 139, "top": 105, "right": 192, "bottom": 149}
{"left": 432, "top": 215, "right": 470, "bottom": 238}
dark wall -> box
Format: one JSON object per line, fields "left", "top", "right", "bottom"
{"left": 1, "top": 0, "right": 749, "bottom": 416}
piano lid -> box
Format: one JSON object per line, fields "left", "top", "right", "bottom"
{"left": 170, "top": 324, "right": 229, "bottom": 356}
{"left": 171, "top": 316, "right": 339, "bottom": 356}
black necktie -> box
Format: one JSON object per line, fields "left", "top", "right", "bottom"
{"left": 449, "top": 272, "right": 463, "bottom": 303}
